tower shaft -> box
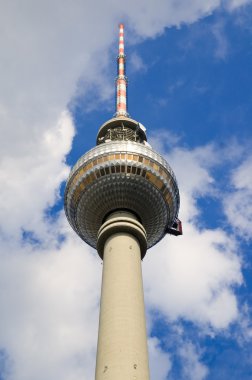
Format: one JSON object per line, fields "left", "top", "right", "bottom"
{"left": 95, "top": 212, "right": 150, "bottom": 379}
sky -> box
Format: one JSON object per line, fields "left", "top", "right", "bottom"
{"left": 1, "top": 1, "right": 252, "bottom": 379}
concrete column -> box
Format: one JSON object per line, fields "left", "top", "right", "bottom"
{"left": 95, "top": 211, "right": 150, "bottom": 380}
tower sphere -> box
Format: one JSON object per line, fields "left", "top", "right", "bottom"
{"left": 64, "top": 116, "right": 180, "bottom": 255}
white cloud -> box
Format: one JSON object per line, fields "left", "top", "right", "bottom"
{"left": 148, "top": 337, "right": 172, "bottom": 380}
{"left": 129, "top": 52, "right": 148, "bottom": 73}
{"left": 144, "top": 222, "right": 241, "bottom": 329}
{"left": 0, "top": 111, "right": 74, "bottom": 241}
{"left": 223, "top": 155, "right": 252, "bottom": 239}
{"left": 226, "top": 0, "right": 252, "bottom": 9}
{"left": 0, "top": 219, "right": 101, "bottom": 380}
{"left": 211, "top": 19, "right": 229, "bottom": 59}
{"left": 143, "top": 144, "right": 242, "bottom": 329}
{"left": 178, "top": 342, "right": 208, "bottom": 380}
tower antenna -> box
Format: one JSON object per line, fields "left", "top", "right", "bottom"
{"left": 115, "top": 23, "right": 129, "bottom": 117}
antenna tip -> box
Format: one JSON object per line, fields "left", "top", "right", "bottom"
{"left": 119, "top": 23, "right": 124, "bottom": 29}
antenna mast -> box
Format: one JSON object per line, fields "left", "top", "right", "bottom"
{"left": 115, "top": 23, "right": 129, "bottom": 117}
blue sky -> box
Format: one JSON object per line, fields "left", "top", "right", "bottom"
{"left": 1, "top": 1, "right": 252, "bottom": 380}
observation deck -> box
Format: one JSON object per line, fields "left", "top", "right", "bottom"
{"left": 64, "top": 117, "right": 180, "bottom": 254}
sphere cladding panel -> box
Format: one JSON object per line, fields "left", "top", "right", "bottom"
{"left": 64, "top": 141, "right": 180, "bottom": 249}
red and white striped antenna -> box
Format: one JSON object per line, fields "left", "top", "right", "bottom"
{"left": 115, "top": 23, "right": 129, "bottom": 117}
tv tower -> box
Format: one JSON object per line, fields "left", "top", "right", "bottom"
{"left": 64, "top": 24, "right": 181, "bottom": 380}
